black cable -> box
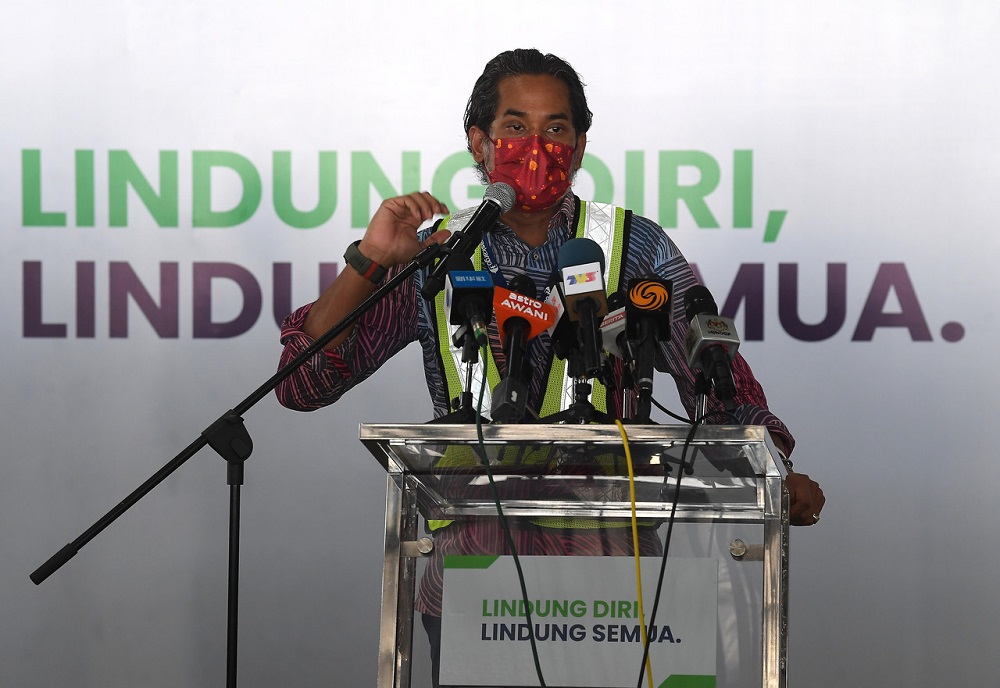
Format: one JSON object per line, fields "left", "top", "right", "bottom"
{"left": 633, "top": 405, "right": 742, "bottom": 688}
{"left": 472, "top": 358, "right": 547, "bottom": 687}
{"left": 634, "top": 417, "right": 699, "bottom": 688}
{"left": 649, "top": 395, "right": 690, "bottom": 424}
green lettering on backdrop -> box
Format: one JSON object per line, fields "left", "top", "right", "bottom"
{"left": 19, "top": 148, "right": 779, "bottom": 235}
{"left": 733, "top": 149, "right": 753, "bottom": 228}
{"left": 21, "top": 149, "right": 67, "bottom": 226}
{"left": 580, "top": 154, "right": 614, "bottom": 203}
{"left": 192, "top": 151, "right": 261, "bottom": 227}
{"left": 109, "top": 150, "right": 179, "bottom": 227}
{"left": 625, "top": 150, "right": 645, "bottom": 215}
{"left": 75, "top": 150, "right": 95, "bottom": 226}
{"left": 659, "top": 150, "right": 721, "bottom": 229}
{"left": 272, "top": 151, "right": 338, "bottom": 228}
{"left": 351, "top": 151, "right": 421, "bottom": 228}
{"left": 431, "top": 151, "right": 482, "bottom": 212}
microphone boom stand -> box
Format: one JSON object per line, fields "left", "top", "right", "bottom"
{"left": 428, "top": 325, "right": 490, "bottom": 425}
{"left": 29, "top": 241, "right": 445, "bottom": 688}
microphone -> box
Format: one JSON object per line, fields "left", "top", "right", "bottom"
{"left": 490, "top": 275, "right": 557, "bottom": 422}
{"left": 683, "top": 285, "right": 740, "bottom": 411}
{"left": 600, "top": 291, "right": 637, "bottom": 385}
{"left": 556, "top": 238, "right": 609, "bottom": 378}
{"left": 626, "top": 277, "right": 673, "bottom": 397}
{"left": 543, "top": 285, "right": 574, "bottom": 360}
{"left": 422, "top": 183, "right": 516, "bottom": 299}
{"left": 444, "top": 259, "right": 494, "bottom": 347}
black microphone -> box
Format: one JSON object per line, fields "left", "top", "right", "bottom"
{"left": 683, "top": 285, "right": 740, "bottom": 411}
{"left": 490, "top": 275, "right": 556, "bottom": 422}
{"left": 421, "top": 183, "right": 516, "bottom": 299}
{"left": 444, "top": 259, "right": 494, "bottom": 347}
{"left": 556, "top": 238, "right": 609, "bottom": 378}
{"left": 626, "top": 277, "right": 673, "bottom": 397}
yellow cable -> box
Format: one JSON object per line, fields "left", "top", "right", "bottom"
{"left": 616, "top": 419, "right": 654, "bottom": 688}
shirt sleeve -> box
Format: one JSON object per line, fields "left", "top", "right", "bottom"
{"left": 274, "top": 265, "right": 420, "bottom": 411}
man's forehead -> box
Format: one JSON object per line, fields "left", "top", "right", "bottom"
{"left": 493, "top": 74, "right": 572, "bottom": 119}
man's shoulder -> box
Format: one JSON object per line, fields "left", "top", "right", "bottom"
{"left": 626, "top": 211, "right": 667, "bottom": 237}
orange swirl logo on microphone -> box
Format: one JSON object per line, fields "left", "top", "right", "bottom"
{"left": 628, "top": 280, "right": 670, "bottom": 311}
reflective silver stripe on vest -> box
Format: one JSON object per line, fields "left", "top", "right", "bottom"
{"left": 555, "top": 202, "right": 621, "bottom": 414}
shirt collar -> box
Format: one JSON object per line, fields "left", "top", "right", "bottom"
{"left": 551, "top": 193, "right": 578, "bottom": 238}
{"left": 488, "top": 193, "right": 578, "bottom": 242}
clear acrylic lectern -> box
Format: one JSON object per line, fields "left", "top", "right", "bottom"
{"left": 359, "top": 423, "right": 789, "bottom": 688}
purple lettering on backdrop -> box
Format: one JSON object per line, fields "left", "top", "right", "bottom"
{"left": 22, "top": 261, "right": 67, "bottom": 337}
{"left": 76, "top": 261, "right": 95, "bottom": 338}
{"left": 271, "top": 262, "right": 339, "bottom": 327}
{"left": 192, "top": 262, "right": 262, "bottom": 338}
{"left": 778, "top": 263, "right": 847, "bottom": 341}
{"left": 687, "top": 263, "right": 765, "bottom": 340}
{"left": 852, "top": 263, "right": 932, "bottom": 341}
{"left": 720, "top": 263, "right": 765, "bottom": 340}
{"left": 272, "top": 262, "right": 292, "bottom": 326}
{"left": 109, "top": 262, "right": 180, "bottom": 338}
{"left": 22, "top": 259, "right": 954, "bottom": 342}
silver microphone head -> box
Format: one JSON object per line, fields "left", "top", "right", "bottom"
{"left": 485, "top": 182, "right": 516, "bottom": 213}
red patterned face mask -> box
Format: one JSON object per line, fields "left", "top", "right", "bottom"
{"left": 487, "top": 134, "right": 575, "bottom": 213}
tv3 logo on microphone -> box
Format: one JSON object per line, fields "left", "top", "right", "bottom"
{"left": 562, "top": 261, "right": 603, "bottom": 296}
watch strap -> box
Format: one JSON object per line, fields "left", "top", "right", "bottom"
{"left": 344, "top": 240, "right": 388, "bottom": 283}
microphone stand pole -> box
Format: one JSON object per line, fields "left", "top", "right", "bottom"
{"left": 538, "top": 354, "right": 614, "bottom": 425}
{"left": 29, "top": 241, "right": 445, "bottom": 688}
{"left": 694, "top": 371, "right": 710, "bottom": 424}
{"left": 428, "top": 326, "right": 489, "bottom": 425}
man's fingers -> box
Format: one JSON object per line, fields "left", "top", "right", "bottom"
{"left": 391, "top": 192, "right": 449, "bottom": 225}
{"left": 787, "top": 473, "right": 825, "bottom": 526}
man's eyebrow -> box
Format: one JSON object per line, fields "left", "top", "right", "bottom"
{"left": 500, "top": 108, "right": 570, "bottom": 121}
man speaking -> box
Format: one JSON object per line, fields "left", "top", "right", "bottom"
{"left": 276, "top": 48, "right": 825, "bottom": 686}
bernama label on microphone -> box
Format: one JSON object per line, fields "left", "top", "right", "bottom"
{"left": 450, "top": 271, "right": 493, "bottom": 287}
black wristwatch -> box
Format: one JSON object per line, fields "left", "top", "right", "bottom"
{"left": 344, "top": 240, "right": 388, "bottom": 283}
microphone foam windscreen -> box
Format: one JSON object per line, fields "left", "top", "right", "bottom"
{"left": 507, "top": 273, "right": 536, "bottom": 298}
{"left": 684, "top": 284, "right": 719, "bottom": 321}
{"left": 556, "top": 237, "right": 606, "bottom": 273}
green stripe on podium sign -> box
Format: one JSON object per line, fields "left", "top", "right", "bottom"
{"left": 443, "top": 555, "right": 500, "bottom": 569}
{"left": 658, "top": 675, "right": 716, "bottom": 688}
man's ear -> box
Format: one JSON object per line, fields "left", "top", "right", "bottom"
{"left": 572, "top": 133, "right": 587, "bottom": 173}
{"left": 469, "top": 126, "right": 488, "bottom": 164}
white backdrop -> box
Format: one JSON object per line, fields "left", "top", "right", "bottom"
{"left": 3, "top": 1, "right": 998, "bottom": 686}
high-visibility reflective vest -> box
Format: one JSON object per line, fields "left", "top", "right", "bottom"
{"left": 427, "top": 201, "right": 634, "bottom": 532}
{"left": 432, "top": 201, "right": 630, "bottom": 420}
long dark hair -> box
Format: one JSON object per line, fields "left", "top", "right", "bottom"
{"left": 464, "top": 48, "right": 592, "bottom": 147}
